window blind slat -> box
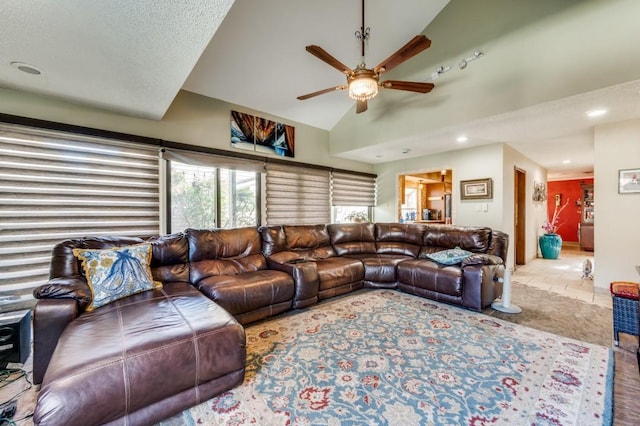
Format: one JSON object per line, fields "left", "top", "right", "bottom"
{"left": 331, "top": 171, "right": 377, "bottom": 206}
{"left": 266, "top": 163, "right": 330, "bottom": 225}
{"left": 0, "top": 124, "right": 160, "bottom": 300}
{"left": 162, "top": 148, "right": 265, "bottom": 173}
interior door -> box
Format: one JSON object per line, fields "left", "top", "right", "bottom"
{"left": 514, "top": 167, "right": 526, "bottom": 265}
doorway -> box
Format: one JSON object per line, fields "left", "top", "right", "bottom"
{"left": 514, "top": 168, "right": 526, "bottom": 265}
{"left": 398, "top": 169, "right": 452, "bottom": 224}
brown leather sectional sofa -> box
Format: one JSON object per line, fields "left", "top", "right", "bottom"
{"left": 32, "top": 223, "right": 508, "bottom": 425}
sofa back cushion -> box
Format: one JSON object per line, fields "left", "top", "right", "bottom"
{"left": 149, "top": 233, "right": 190, "bottom": 283}
{"left": 328, "top": 223, "right": 376, "bottom": 256}
{"left": 421, "top": 225, "right": 492, "bottom": 258}
{"left": 50, "top": 236, "right": 145, "bottom": 280}
{"left": 187, "top": 228, "right": 266, "bottom": 285}
{"left": 260, "top": 225, "right": 288, "bottom": 257}
{"left": 375, "top": 223, "right": 425, "bottom": 257}
{"left": 283, "top": 224, "right": 336, "bottom": 259}
{"left": 487, "top": 230, "right": 509, "bottom": 264}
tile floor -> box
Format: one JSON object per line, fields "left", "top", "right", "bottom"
{"left": 512, "top": 242, "right": 612, "bottom": 309}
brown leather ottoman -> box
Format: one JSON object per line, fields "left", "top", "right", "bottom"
{"left": 34, "top": 282, "right": 246, "bottom": 426}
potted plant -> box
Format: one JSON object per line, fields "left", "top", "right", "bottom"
{"left": 344, "top": 211, "right": 369, "bottom": 223}
{"left": 539, "top": 199, "right": 569, "bottom": 259}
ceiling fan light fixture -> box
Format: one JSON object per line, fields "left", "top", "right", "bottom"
{"left": 348, "top": 72, "right": 379, "bottom": 101}
{"left": 297, "top": 0, "right": 432, "bottom": 110}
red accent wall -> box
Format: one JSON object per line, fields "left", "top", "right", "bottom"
{"left": 547, "top": 178, "right": 594, "bottom": 242}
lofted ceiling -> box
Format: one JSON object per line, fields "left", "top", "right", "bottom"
{"left": 1, "top": 0, "right": 640, "bottom": 180}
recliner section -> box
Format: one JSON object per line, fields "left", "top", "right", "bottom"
{"left": 186, "top": 227, "right": 295, "bottom": 325}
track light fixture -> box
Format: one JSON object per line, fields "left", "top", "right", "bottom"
{"left": 458, "top": 50, "right": 484, "bottom": 69}
{"left": 430, "top": 49, "right": 484, "bottom": 80}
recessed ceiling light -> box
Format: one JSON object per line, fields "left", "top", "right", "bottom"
{"left": 456, "top": 135, "right": 468, "bottom": 143}
{"left": 375, "top": 154, "right": 382, "bottom": 158}
{"left": 586, "top": 109, "right": 607, "bottom": 118}
{"left": 10, "top": 61, "right": 43, "bottom": 75}
{"left": 401, "top": 148, "right": 410, "bottom": 154}
{"left": 562, "top": 159, "right": 571, "bottom": 164}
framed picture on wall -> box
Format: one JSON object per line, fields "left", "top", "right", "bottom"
{"left": 618, "top": 168, "right": 640, "bottom": 193}
{"left": 532, "top": 181, "right": 547, "bottom": 202}
{"left": 460, "top": 178, "right": 493, "bottom": 200}
{"left": 230, "top": 110, "right": 295, "bottom": 158}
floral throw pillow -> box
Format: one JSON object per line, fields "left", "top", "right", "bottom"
{"left": 426, "top": 247, "right": 473, "bottom": 265}
{"left": 73, "top": 243, "right": 162, "bottom": 311}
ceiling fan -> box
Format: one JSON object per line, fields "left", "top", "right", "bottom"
{"left": 297, "top": 0, "right": 434, "bottom": 114}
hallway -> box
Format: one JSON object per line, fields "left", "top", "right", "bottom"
{"left": 512, "top": 242, "right": 611, "bottom": 308}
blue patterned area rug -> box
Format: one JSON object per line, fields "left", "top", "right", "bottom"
{"left": 161, "top": 290, "right": 613, "bottom": 425}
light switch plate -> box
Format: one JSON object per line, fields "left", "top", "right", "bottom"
{"left": 636, "top": 265, "right": 640, "bottom": 277}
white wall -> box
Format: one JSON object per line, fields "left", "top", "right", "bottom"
{"left": 374, "top": 143, "right": 504, "bottom": 228}
{"left": 593, "top": 119, "right": 640, "bottom": 293}
{"left": 0, "top": 87, "right": 373, "bottom": 173}
{"left": 502, "top": 145, "right": 548, "bottom": 265}
{"left": 373, "top": 143, "right": 546, "bottom": 267}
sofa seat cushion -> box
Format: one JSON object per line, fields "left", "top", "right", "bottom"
{"left": 345, "top": 254, "right": 411, "bottom": 284}
{"left": 197, "top": 270, "right": 294, "bottom": 320}
{"left": 315, "top": 257, "right": 365, "bottom": 291}
{"left": 34, "top": 282, "right": 246, "bottom": 426}
{"left": 396, "top": 259, "right": 463, "bottom": 297}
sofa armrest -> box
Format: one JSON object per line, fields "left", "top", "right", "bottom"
{"left": 461, "top": 253, "right": 504, "bottom": 267}
{"left": 268, "top": 251, "right": 305, "bottom": 265}
{"left": 34, "top": 277, "right": 92, "bottom": 312}
{"left": 267, "top": 258, "right": 319, "bottom": 309}
{"left": 461, "top": 262, "right": 503, "bottom": 311}
{"left": 33, "top": 298, "right": 80, "bottom": 384}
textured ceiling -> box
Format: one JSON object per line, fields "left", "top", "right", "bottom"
{"left": 0, "top": 0, "right": 235, "bottom": 119}
{"left": 1, "top": 0, "right": 640, "bottom": 180}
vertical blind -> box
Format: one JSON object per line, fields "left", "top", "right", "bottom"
{"left": 331, "top": 171, "right": 377, "bottom": 206}
{"left": 265, "top": 163, "right": 330, "bottom": 225}
{"left": 0, "top": 124, "right": 160, "bottom": 300}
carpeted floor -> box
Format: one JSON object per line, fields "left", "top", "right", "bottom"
{"left": 485, "top": 282, "right": 612, "bottom": 348}
{"left": 485, "top": 279, "right": 640, "bottom": 425}
{"left": 162, "top": 289, "right": 613, "bottom": 425}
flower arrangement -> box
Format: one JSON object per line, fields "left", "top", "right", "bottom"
{"left": 344, "top": 211, "right": 369, "bottom": 223}
{"left": 541, "top": 198, "right": 569, "bottom": 234}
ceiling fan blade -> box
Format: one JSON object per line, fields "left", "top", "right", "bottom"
{"left": 374, "top": 35, "right": 431, "bottom": 75}
{"left": 356, "top": 99, "right": 368, "bottom": 114}
{"left": 381, "top": 80, "right": 435, "bottom": 93}
{"left": 305, "top": 45, "right": 353, "bottom": 75}
{"left": 297, "top": 85, "right": 347, "bottom": 100}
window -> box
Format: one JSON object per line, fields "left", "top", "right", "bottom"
{"left": 218, "top": 168, "right": 258, "bottom": 228}
{"left": 331, "top": 171, "right": 376, "bottom": 223}
{"left": 170, "top": 162, "right": 217, "bottom": 231}
{"left": 265, "top": 163, "right": 330, "bottom": 225}
{"left": 400, "top": 187, "right": 418, "bottom": 222}
{"left": 0, "top": 123, "right": 159, "bottom": 300}
{"left": 333, "top": 206, "right": 372, "bottom": 223}
{"left": 164, "top": 149, "right": 262, "bottom": 231}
